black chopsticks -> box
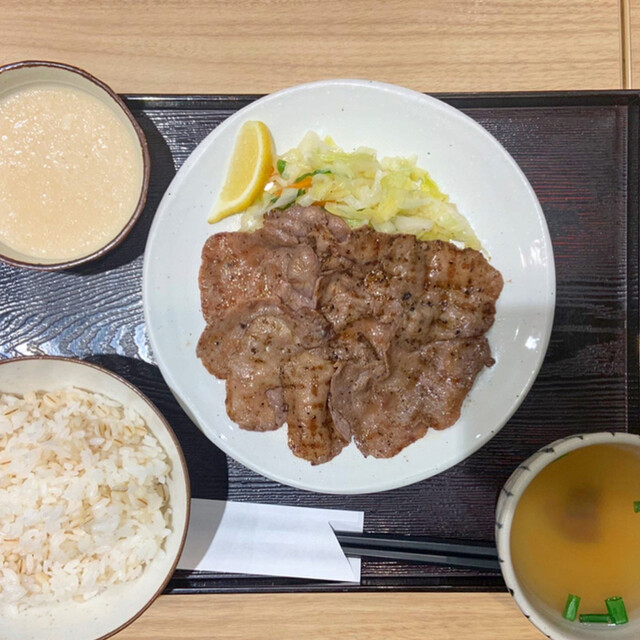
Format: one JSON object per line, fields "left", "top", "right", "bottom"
{"left": 336, "top": 533, "right": 501, "bottom": 572}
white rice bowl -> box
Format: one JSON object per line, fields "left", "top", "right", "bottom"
{"left": 0, "top": 357, "right": 190, "bottom": 640}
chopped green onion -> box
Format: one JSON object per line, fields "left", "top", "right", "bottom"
{"left": 579, "top": 614, "right": 613, "bottom": 624}
{"left": 296, "top": 189, "right": 306, "bottom": 198}
{"left": 295, "top": 169, "right": 332, "bottom": 181}
{"left": 634, "top": 501, "right": 640, "bottom": 513}
{"left": 605, "top": 596, "right": 629, "bottom": 625}
{"left": 277, "top": 159, "right": 287, "bottom": 175}
{"left": 563, "top": 594, "right": 581, "bottom": 621}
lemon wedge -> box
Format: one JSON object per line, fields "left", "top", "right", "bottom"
{"left": 208, "top": 120, "right": 274, "bottom": 223}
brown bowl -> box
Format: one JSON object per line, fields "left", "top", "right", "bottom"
{"left": 0, "top": 60, "right": 150, "bottom": 270}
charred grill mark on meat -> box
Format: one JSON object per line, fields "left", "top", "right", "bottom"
{"left": 197, "top": 205, "right": 503, "bottom": 464}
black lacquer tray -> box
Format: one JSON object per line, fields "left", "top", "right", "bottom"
{"left": 1, "top": 91, "right": 638, "bottom": 593}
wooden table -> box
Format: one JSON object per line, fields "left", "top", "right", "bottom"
{"left": 2, "top": 1, "right": 636, "bottom": 638}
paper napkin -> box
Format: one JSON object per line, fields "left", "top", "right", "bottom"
{"left": 177, "top": 499, "right": 364, "bottom": 582}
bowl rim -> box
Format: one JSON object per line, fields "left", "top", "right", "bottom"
{"left": 495, "top": 431, "right": 640, "bottom": 640}
{"left": 0, "top": 355, "right": 191, "bottom": 640}
{"left": 0, "top": 60, "right": 151, "bottom": 271}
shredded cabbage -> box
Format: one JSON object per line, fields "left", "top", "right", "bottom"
{"left": 240, "top": 132, "right": 481, "bottom": 250}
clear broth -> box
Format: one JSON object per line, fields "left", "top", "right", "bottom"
{"left": 510, "top": 444, "right": 640, "bottom": 615}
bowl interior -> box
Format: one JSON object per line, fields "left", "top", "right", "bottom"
{"left": 0, "top": 62, "right": 147, "bottom": 268}
{"left": 496, "top": 433, "right": 640, "bottom": 640}
{"left": 0, "top": 358, "right": 189, "bottom": 640}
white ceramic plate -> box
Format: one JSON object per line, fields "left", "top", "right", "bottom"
{"left": 143, "top": 79, "right": 555, "bottom": 494}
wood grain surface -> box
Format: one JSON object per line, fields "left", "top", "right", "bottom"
{"left": 5, "top": 96, "right": 636, "bottom": 589}
{"left": 0, "top": 0, "right": 624, "bottom": 94}
{"left": 2, "top": 92, "right": 638, "bottom": 639}
{"left": 116, "top": 593, "right": 543, "bottom": 640}
{"left": 630, "top": 0, "right": 640, "bottom": 86}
